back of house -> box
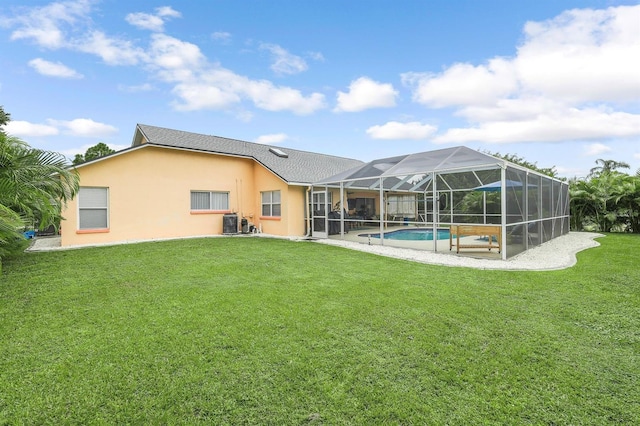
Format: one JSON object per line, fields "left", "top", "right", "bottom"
{"left": 60, "top": 124, "right": 362, "bottom": 247}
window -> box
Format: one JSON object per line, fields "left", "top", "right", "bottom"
{"left": 261, "top": 190, "right": 281, "bottom": 217}
{"left": 191, "top": 191, "right": 229, "bottom": 211}
{"left": 388, "top": 195, "right": 416, "bottom": 217}
{"left": 79, "top": 187, "right": 108, "bottom": 230}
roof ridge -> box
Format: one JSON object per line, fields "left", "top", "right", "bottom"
{"left": 136, "top": 123, "right": 361, "bottom": 162}
{"left": 135, "top": 123, "right": 363, "bottom": 184}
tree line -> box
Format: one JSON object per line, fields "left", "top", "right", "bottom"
{"left": 570, "top": 160, "right": 640, "bottom": 233}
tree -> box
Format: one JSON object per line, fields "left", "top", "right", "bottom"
{"left": 612, "top": 174, "right": 640, "bottom": 233}
{"left": 0, "top": 132, "right": 79, "bottom": 257}
{"left": 570, "top": 159, "right": 640, "bottom": 233}
{"left": 588, "top": 159, "right": 630, "bottom": 177}
{"left": 484, "top": 151, "right": 559, "bottom": 178}
{"left": 72, "top": 142, "right": 115, "bottom": 165}
{"left": 0, "top": 105, "right": 10, "bottom": 128}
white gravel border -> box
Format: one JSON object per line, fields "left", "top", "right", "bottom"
{"left": 313, "top": 232, "right": 604, "bottom": 271}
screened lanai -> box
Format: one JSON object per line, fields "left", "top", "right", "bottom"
{"left": 309, "top": 146, "right": 569, "bottom": 260}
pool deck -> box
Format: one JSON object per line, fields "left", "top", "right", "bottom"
{"left": 327, "top": 225, "right": 502, "bottom": 260}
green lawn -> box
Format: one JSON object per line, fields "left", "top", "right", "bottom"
{"left": 1, "top": 234, "right": 638, "bottom": 424}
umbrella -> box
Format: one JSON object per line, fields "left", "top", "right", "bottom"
{"left": 473, "top": 179, "right": 527, "bottom": 192}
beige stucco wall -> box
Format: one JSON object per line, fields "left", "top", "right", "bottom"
{"left": 286, "top": 186, "right": 308, "bottom": 236}
{"left": 254, "top": 164, "right": 294, "bottom": 235}
{"left": 61, "top": 145, "right": 305, "bottom": 247}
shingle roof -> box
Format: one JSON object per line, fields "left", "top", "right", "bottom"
{"left": 134, "top": 124, "right": 364, "bottom": 184}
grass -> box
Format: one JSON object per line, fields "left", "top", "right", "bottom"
{"left": 1, "top": 234, "right": 638, "bottom": 424}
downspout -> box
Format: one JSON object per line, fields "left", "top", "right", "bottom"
{"left": 305, "top": 185, "right": 312, "bottom": 237}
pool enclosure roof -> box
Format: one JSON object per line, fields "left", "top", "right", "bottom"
{"left": 314, "top": 146, "right": 539, "bottom": 192}
{"left": 316, "top": 146, "right": 508, "bottom": 185}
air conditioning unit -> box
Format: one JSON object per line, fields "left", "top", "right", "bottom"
{"left": 222, "top": 214, "right": 238, "bottom": 234}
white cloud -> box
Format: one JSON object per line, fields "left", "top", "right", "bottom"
{"left": 171, "top": 82, "right": 242, "bottom": 111}
{"left": 4, "top": 120, "right": 59, "bottom": 137}
{"left": 432, "top": 108, "right": 640, "bottom": 144}
{"left": 243, "top": 79, "right": 325, "bottom": 114}
{"left": 4, "top": 2, "right": 326, "bottom": 116}
{"left": 235, "top": 110, "right": 253, "bottom": 122}
{"left": 3, "top": 1, "right": 146, "bottom": 65}
{"left": 583, "top": 143, "right": 612, "bottom": 156}
{"left": 125, "top": 6, "right": 181, "bottom": 32}
{"left": 118, "top": 83, "right": 155, "bottom": 92}
{"left": 405, "top": 5, "right": 640, "bottom": 145}
{"left": 169, "top": 66, "right": 326, "bottom": 115}
{"left": 156, "top": 6, "right": 181, "bottom": 18}
{"left": 255, "top": 133, "right": 288, "bottom": 144}
{"left": 75, "top": 30, "right": 147, "bottom": 65}
{"left": 125, "top": 13, "right": 164, "bottom": 32}
{"left": 366, "top": 121, "right": 437, "bottom": 140}
{"left": 6, "top": 0, "right": 91, "bottom": 49}
{"left": 212, "top": 31, "right": 232, "bottom": 43}
{"left": 260, "top": 43, "right": 308, "bottom": 75}
{"left": 149, "top": 33, "right": 204, "bottom": 71}
{"left": 28, "top": 57, "right": 83, "bottom": 79}
{"left": 455, "top": 96, "right": 561, "bottom": 123}
{"left": 556, "top": 165, "right": 589, "bottom": 178}
{"left": 47, "top": 118, "right": 118, "bottom": 137}
{"left": 307, "top": 51, "right": 325, "bottom": 62}
{"left": 401, "top": 58, "right": 518, "bottom": 108}
{"left": 516, "top": 6, "right": 640, "bottom": 103}
{"left": 335, "top": 77, "right": 398, "bottom": 112}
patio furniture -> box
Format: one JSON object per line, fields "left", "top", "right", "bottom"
{"left": 450, "top": 224, "right": 502, "bottom": 253}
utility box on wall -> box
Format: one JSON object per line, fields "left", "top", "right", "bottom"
{"left": 223, "top": 213, "right": 238, "bottom": 234}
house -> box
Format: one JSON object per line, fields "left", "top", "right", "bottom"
{"left": 61, "top": 124, "right": 570, "bottom": 260}
{"left": 60, "top": 124, "right": 363, "bottom": 247}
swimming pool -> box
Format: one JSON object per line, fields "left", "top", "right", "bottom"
{"left": 359, "top": 228, "right": 451, "bottom": 241}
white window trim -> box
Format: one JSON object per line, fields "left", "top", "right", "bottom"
{"left": 78, "top": 186, "right": 109, "bottom": 231}
{"left": 261, "top": 190, "right": 281, "bottom": 217}
{"left": 190, "top": 190, "right": 230, "bottom": 212}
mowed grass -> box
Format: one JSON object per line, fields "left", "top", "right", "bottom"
{"left": 0, "top": 234, "right": 638, "bottom": 424}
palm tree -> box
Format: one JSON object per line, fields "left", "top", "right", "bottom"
{"left": 0, "top": 132, "right": 79, "bottom": 256}
{"left": 0, "top": 105, "right": 10, "bottom": 127}
{"left": 589, "top": 159, "right": 630, "bottom": 177}
{"left": 570, "top": 178, "right": 600, "bottom": 231}
{"left": 611, "top": 174, "right": 640, "bottom": 233}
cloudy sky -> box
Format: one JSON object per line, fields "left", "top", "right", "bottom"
{"left": 1, "top": 0, "right": 639, "bottom": 178}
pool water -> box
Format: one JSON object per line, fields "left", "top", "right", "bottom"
{"left": 360, "top": 228, "right": 451, "bottom": 241}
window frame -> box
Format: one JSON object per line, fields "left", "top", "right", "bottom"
{"left": 190, "top": 190, "right": 230, "bottom": 213}
{"left": 77, "top": 186, "right": 109, "bottom": 232}
{"left": 261, "top": 190, "right": 281, "bottom": 218}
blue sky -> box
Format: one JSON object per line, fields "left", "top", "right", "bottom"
{"left": 1, "top": 0, "right": 639, "bottom": 178}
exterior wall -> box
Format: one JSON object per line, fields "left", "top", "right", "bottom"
{"left": 61, "top": 146, "right": 266, "bottom": 247}
{"left": 286, "top": 186, "right": 308, "bottom": 236}
{"left": 252, "top": 165, "right": 290, "bottom": 235}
